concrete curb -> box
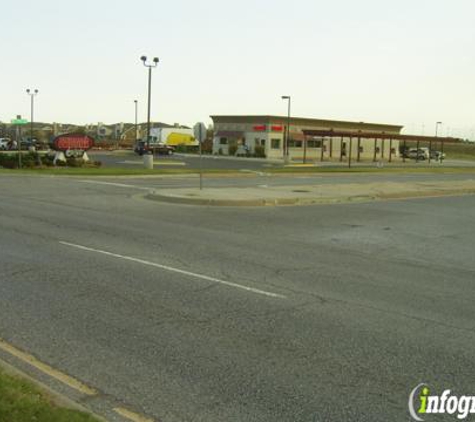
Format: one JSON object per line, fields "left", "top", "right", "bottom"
{"left": 145, "top": 189, "right": 475, "bottom": 207}
{"left": 145, "top": 192, "right": 379, "bottom": 207}
{"left": 0, "top": 358, "right": 107, "bottom": 421}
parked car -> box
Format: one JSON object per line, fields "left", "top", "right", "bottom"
{"left": 430, "top": 150, "right": 446, "bottom": 160}
{"left": 134, "top": 141, "right": 175, "bottom": 156}
{"left": 0, "top": 138, "right": 11, "bottom": 150}
{"left": 19, "top": 139, "right": 38, "bottom": 150}
{"left": 404, "top": 148, "right": 428, "bottom": 160}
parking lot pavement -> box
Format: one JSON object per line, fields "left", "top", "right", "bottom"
{"left": 89, "top": 151, "right": 280, "bottom": 171}
{"left": 88, "top": 149, "right": 475, "bottom": 171}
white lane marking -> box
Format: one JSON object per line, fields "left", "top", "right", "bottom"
{"left": 59, "top": 241, "right": 286, "bottom": 299}
{"left": 117, "top": 160, "right": 186, "bottom": 166}
{"left": 78, "top": 180, "right": 152, "bottom": 190}
{"left": 239, "top": 170, "right": 270, "bottom": 176}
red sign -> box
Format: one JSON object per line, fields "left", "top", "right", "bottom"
{"left": 52, "top": 134, "right": 94, "bottom": 151}
{"left": 253, "top": 125, "right": 267, "bottom": 131}
{"left": 271, "top": 125, "right": 283, "bottom": 132}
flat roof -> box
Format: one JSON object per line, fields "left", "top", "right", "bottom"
{"left": 210, "top": 115, "right": 404, "bottom": 132}
{"left": 303, "top": 129, "right": 461, "bottom": 143}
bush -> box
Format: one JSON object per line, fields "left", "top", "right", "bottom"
{"left": 66, "top": 157, "right": 85, "bottom": 167}
{"left": 0, "top": 154, "right": 19, "bottom": 169}
{"left": 42, "top": 155, "right": 55, "bottom": 166}
{"left": 21, "top": 152, "right": 38, "bottom": 168}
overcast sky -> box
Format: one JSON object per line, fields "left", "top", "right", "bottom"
{"left": 2, "top": 0, "right": 474, "bottom": 138}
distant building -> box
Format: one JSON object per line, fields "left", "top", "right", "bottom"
{"left": 211, "top": 115, "right": 403, "bottom": 160}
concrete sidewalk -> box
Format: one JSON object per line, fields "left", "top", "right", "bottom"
{"left": 146, "top": 179, "right": 475, "bottom": 206}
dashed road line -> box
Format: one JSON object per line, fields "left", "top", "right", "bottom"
{"left": 60, "top": 241, "right": 286, "bottom": 299}
{"left": 78, "top": 180, "right": 152, "bottom": 190}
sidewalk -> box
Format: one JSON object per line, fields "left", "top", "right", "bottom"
{"left": 146, "top": 179, "right": 475, "bottom": 206}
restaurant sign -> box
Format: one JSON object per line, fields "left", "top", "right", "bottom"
{"left": 52, "top": 134, "right": 95, "bottom": 152}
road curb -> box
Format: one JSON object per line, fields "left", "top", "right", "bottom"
{"left": 145, "top": 189, "right": 475, "bottom": 207}
{"left": 144, "top": 192, "right": 377, "bottom": 207}
{"left": 0, "top": 358, "right": 108, "bottom": 421}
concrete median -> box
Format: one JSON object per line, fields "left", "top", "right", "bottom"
{"left": 145, "top": 179, "right": 475, "bottom": 206}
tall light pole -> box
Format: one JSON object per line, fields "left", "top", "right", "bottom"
{"left": 435, "top": 121, "right": 442, "bottom": 138}
{"left": 140, "top": 56, "right": 159, "bottom": 151}
{"left": 432, "top": 121, "right": 442, "bottom": 163}
{"left": 281, "top": 95, "right": 291, "bottom": 163}
{"left": 26, "top": 89, "right": 39, "bottom": 144}
{"left": 134, "top": 100, "right": 138, "bottom": 144}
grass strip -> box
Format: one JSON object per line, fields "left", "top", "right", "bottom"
{"left": 0, "top": 367, "right": 100, "bottom": 422}
{"left": 0, "top": 166, "right": 475, "bottom": 177}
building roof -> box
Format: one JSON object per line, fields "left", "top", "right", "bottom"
{"left": 303, "top": 129, "right": 462, "bottom": 143}
{"left": 210, "top": 115, "right": 404, "bottom": 133}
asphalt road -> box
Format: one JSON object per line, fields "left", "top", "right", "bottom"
{"left": 1, "top": 174, "right": 475, "bottom": 421}
{"left": 76, "top": 170, "right": 475, "bottom": 191}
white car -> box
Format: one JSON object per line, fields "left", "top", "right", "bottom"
{"left": 0, "top": 138, "right": 11, "bottom": 150}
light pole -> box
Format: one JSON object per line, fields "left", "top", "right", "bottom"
{"left": 134, "top": 100, "right": 138, "bottom": 144}
{"left": 432, "top": 121, "right": 442, "bottom": 163}
{"left": 281, "top": 95, "right": 291, "bottom": 163}
{"left": 140, "top": 56, "right": 159, "bottom": 152}
{"left": 26, "top": 89, "right": 39, "bottom": 145}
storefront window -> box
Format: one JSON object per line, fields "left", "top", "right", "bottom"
{"left": 271, "top": 139, "right": 281, "bottom": 149}
{"left": 307, "top": 139, "right": 322, "bottom": 148}
{"left": 288, "top": 140, "right": 303, "bottom": 148}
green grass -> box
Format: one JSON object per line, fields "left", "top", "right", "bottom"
{"left": 266, "top": 166, "right": 475, "bottom": 174}
{"left": 0, "top": 167, "right": 199, "bottom": 176}
{"left": 441, "top": 143, "right": 475, "bottom": 159}
{"left": 0, "top": 368, "right": 100, "bottom": 422}
{"left": 1, "top": 164, "right": 475, "bottom": 177}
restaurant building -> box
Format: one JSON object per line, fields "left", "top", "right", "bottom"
{"left": 211, "top": 115, "right": 404, "bottom": 161}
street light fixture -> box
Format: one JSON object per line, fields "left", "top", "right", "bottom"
{"left": 281, "top": 95, "right": 291, "bottom": 163}
{"left": 140, "top": 55, "right": 159, "bottom": 151}
{"left": 26, "top": 89, "right": 39, "bottom": 144}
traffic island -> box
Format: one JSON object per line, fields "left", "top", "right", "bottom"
{"left": 145, "top": 180, "right": 475, "bottom": 206}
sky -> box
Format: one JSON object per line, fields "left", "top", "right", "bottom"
{"left": 1, "top": 0, "right": 474, "bottom": 138}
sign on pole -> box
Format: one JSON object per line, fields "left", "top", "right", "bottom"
{"left": 193, "top": 122, "right": 207, "bottom": 143}
{"left": 193, "top": 122, "right": 207, "bottom": 190}
{"left": 11, "top": 118, "right": 28, "bottom": 125}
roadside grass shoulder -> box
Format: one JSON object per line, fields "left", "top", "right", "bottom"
{"left": 0, "top": 368, "right": 100, "bottom": 422}
{"left": 1, "top": 165, "right": 475, "bottom": 177}
{"left": 266, "top": 166, "right": 475, "bottom": 175}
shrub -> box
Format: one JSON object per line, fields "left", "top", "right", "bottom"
{"left": 0, "top": 155, "right": 19, "bottom": 168}
{"left": 66, "top": 157, "right": 85, "bottom": 167}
